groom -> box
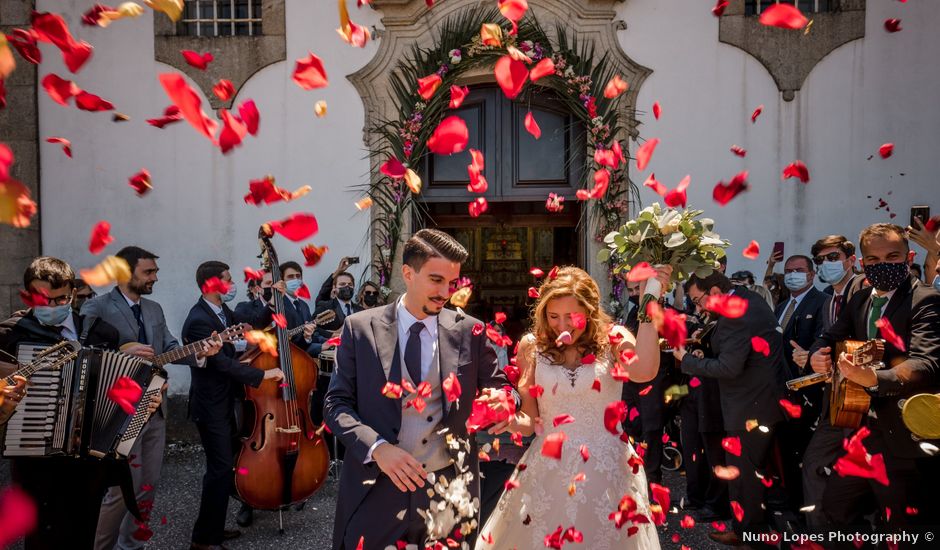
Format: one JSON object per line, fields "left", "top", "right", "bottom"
{"left": 324, "top": 229, "right": 518, "bottom": 549}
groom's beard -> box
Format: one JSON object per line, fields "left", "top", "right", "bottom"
{"left": 423, "top": 296, "right": 448, "bottom": 316}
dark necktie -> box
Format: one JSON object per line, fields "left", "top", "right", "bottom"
{"left": 345, "top": 303, "right": 352, "bottom": 316}
{"left": 832, "top": 294, "right": 843, "bottom": 321}
{"left": 780, "top": 299, "right": 797, "bottom": 330}
{"left": 868, "top": 296, "right": 889, "bottom": 339}
{"left": 130, "top": 303, "right": 148, "bottom": 345}
{"left": 405, "top": 322, "right": 424, "bottom": 383}
{"left": 217, "top": 310, "right": 228, "bottom": 328}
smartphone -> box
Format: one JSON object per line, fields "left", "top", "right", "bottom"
{"left": 911, "top": 205, "right": 930, "bottom": 228}
{"left": 772, "top": 241, "right": 785, "bottom": 260}
{"left": 346, "top": 256, "right": 360, "bottom": 265}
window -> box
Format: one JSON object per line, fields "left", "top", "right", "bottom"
{"left": 181, "top": 0, "right": 263, "bottom": 37}
{"left": 745, "top": 0, "right": 832, "bottom": 16}
{"left": 424, "top": 86, "right": 585, "bottom": 202}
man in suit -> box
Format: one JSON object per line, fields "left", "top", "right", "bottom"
{"left": 85, "top": 246, "right": 219, "bottom": 550}
{"left": 184, "top": 261, "right": 284, "bottom": 550}
{"left": 674, "top": 271, "right": 788, "bottom": 547}
{"left": 314, "top": 270, "right": 362, "bottom": 337}
{"left": 0, "top": 256, "right": 160, "bottom": 550}
{"left": 809, "top": 223, "right": 940, "bottom": 536}
{"left": 797, "top": 235, "right": 868, "bottom": 528}
{"left": 773, "top": 255, "right": 829, "bottom": 517}
{"left": 324, "top": 229, "right": 518, "bottom": 549}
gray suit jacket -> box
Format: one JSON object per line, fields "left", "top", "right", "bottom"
{"left": 81, "top": 287, "right": 193, "bottom": 365}
{"left": 324, "top": 303, "right": 514, "bottom": 549}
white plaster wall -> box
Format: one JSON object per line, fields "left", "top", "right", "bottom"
{"left": 37, "top": 0, "right": 380, "bottom": 390}
{"left": 617, "top": 0, "right": 940, "bottom": 277}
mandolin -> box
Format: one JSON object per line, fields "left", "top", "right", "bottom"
{"left": 283, "top": 310, "right": 336, "bottom": 341}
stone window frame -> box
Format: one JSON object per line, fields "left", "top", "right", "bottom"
{"left": 355, "top": 0, "right": 651, "bottom": 298}
{"left": 745, "top": 0, "right": 833, "bottom": 15}
{"left": 178, "top": 0, "right": 265, "bottom": 37}
{"left": 153, "top": 0, "right": 286, "bottom": 109}
{"left": 719, "top": 0, "right": 866, "bottom": 101}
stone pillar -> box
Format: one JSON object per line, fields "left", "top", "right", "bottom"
{"left": 0, "top": 0, "right": 39, "bottom": 319}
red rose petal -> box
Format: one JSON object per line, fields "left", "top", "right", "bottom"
{"left": 627, "top": 262, "right": 657, "bottom": 283}
{"left": 540, "top": 431, "right": 566, "bottom": 460}
{"left": 0, "top": 486, "right": 37, "bottom": 548}
{"left": 468, "top": 197, "right": 488, "bottom": 218}
{"left": 499, "top": 0, "right": 528, "bottom": 35}
{"left": 212, "top": 79, "right": 235, "bottom": 101}
{"left": 7, "top": 29, "right": 42, "bottom": 65}
{"left": 603, "top": 400, "right": 627, "bottom": 435}
{"left": 494, "top": 55, "right": 528, "bottom": 99}
{"left": 326, "top": 336, "right": 342, "bottom": 348}
{"left": 46, "top": 137, "right": 72, "bottom": 158}
{"left": 218, "top": 108, "right": 248, "bottom": 154}
{"left": 443, "top": 371, "right": 461, "bottom": 403}
{"left": 875, "top": 317, "right": 906, "bottom": 352}
{"left": 238, "top": 99, "right": 260, "bottom": 136}
{"left": 712, "top": 0, "right": 729, "bottom": 17}
{"left": 731, "top": 500, "right": 744, "bottom": 522}
{"left": 664, "top": 175, "right": 690, "bottom": 209}
{"left": 750, "top": 336, "right": 770, "bottom": 357}
{"left": 553, "top": 414, "right": 575, "bottom": 428}
{"left": 88, "top": 220, "right": 114, "bottom": 255}
{"left": 427, "top": 115, "right": 469, "bottom": 156}
{"left": 272, "top": 313, "right": 287, "bottom": 329}
{"left": 243, "top": 267, "right": 264, "bottom": 282}
{"left": 713, "top": 171, "right": 749, "bottom": 206}
{"left": 635, "top": 138, "right": 659, "bottom": 171}
{"left": 643, "top": 173, "right": 666, "bottom": 196}
{"left": 832, "top": 427, "right": 889, "bottom": 486}
{"left": 41, "top": 74, "right": 81, "bottom": 106}
{"left": 758, "top": 4, "right": 808, "bottom": 30}
{"left": 417, "top": 73, "right": 442, "bottom": 100}
{"left": 603, "top": 74, "right": 628, "bottom": 99}
{"left": 146, "top": 105, "right": 183, "bottom": 129}
{"left": 705, "top": 294, "right": 748, "bottom": 318}
{"left": 652, "top": 101, "right": 661, "bottom": 120}
{"left": 884, "top": 19, "right": 902, "bottom": 33}
{"left": 730, "top": 145, "right": 747, "bottom": 157}
{"left": 292, "top": 52, "right": 329, "bottom": 90}
{"left": 201, "top": 276, "right": 232, "bottom": 296}
{"left": 494, "top": 312, "right": 507, "bottom": 324}
{"left": 74, "top": 90, "right": 115, "bottom": 112}
{"left": 743, "top": 240, "right": 760, "bottom": 260}
{"left": 380, "top": 157, "right": 407, "bottom": 179}
{"left": 878, "top": 143, "right": 894, "bottom": 159}
{"left": 31, "top": 11, "right": 94, "bottom": 73}
{"left": 268, "top": 213, "right": 319, "bottom": 242}
{"left": 779, "top": 398, "right": 802, "bottom": 419}
{"left": 107, "top": 376, "right": 143, "bottom": 415}
{"left": 751, "top": 104, "right": 763, "bottom": 123}
{"left": 472, "top": 323, "right": 484, "bottom": 336}
{"left": 449, "top": 85, "right": 469, "bottom": 109}
{"left": 782, "top": 160, "right": 810, "bottom": 183}
{"left": 529, "top": 57, "right": 555, "bottom": 82}
{"left": 159, "top": 73, "right": 219, "bottom": 142}
{"left": 20, "top": 288, "right": 49, "bottom": 308}
{"left": 181, "top": 50, "right": 213, "bottom": 70}
{"left": 302, "top": 244, "right": 329, "bottom": 267}
{"left": 128, "top": 169, "right": 152, "bottom": 196}
{"left": 722, "top": 436, "right": 742, "bottom": 457}
{"left": 524, "top": 111, "right": 541, "bottom": 139}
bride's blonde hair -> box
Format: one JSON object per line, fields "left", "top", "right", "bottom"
{"left": 531, "top": 266, "right": 613, "bottom": 364}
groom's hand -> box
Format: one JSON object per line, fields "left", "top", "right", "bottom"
{"left": 373, "top": 443, "right": 427, "bottom": 492}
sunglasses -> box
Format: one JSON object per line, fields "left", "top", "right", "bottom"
{"left": 363, "top": 291, "right": 378, "bottom": 296}
{"left": 813, "top": 252, "right": 843, "bottom": 265}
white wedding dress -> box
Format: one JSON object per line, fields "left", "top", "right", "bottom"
{"left": 476, "top": 353, "right": 661, "bottom": 550}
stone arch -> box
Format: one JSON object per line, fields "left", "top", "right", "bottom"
{"left": 351, "top": 0, "right": 651, "bottom": 294}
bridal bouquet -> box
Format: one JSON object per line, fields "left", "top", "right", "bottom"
{"left": 598, "top": 203, "right": 729, "bottom": 320}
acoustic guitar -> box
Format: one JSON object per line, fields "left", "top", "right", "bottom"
{"left": 829, "top": 339, "right": 885, "bottom": 429}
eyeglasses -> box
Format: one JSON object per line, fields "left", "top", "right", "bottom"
{"left": 46, "top": 295, "right": 72, "bottom": 306}
{"left": 363, "top": 291, "right": 378, "bottom": 296}
{"left": 813, "top": 252, "right": 843, "bottom": 265}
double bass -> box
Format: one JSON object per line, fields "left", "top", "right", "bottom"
{"left": 235, "top": 225, "right": 330, "bottom": 511}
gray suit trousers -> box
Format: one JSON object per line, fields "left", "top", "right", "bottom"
{"left": 94, "top": 413, "right": 166, "bottom": 550}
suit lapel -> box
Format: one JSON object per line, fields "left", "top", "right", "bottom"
{"left": 372, "top": 304, "right": 400, "bottom": 383}
{"left": 881, "top": 276, "right": 912, "bottom": 324}
{"left": 855, "top": 287, "right": 875, "bottom": 339}
{"left": 197, "top": 299, "right": 227, "bottom": 332}
{"left": 437, "top": 309, "right": 461, "bottom": 416}
{"left": 109, "top": 287, "right": 139, "bottom": 339}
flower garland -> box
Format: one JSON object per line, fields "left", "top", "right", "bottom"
{"left": 364, "top": 6, "right": 637, "bottom": 316}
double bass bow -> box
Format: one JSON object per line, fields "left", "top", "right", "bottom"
{"left": 234, "top": 225, "right": 330, "bottom": 511}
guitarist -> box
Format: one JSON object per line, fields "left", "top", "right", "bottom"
{"left": 84, "top": 246, "right": 222, "bottom": 550}
{"left": 809, "top": 223, "right": 940, "bottom": 534}
{"left": 0, "top": 256, "right": 160, "bottom": 550}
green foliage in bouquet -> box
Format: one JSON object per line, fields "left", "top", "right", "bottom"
{"left": 598, "top": 202, "right": 729, "bottom": 282}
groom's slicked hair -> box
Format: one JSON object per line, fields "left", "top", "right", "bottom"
{"left": 403, "top": 229, "right": 468, "bottom": 271}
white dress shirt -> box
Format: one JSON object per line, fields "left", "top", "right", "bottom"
{"left": 777, "top": 287, "right": 811, "bottom": 326}
{"left": 57, "top": 313, "right": 78, "bottom": 341}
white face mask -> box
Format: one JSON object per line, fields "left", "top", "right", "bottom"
{"left": 933, "top": 275, "right": 940, "bottom": 293}
{"left": 818, "top": 260, "right": 847, "bottom": 284}
{"left": 784, "top": 272, "right": 808, "bottom": 291}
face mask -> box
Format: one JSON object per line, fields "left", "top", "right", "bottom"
{"left": 784, "top": 272, "right": 808, "bottom": 291}
{"left": 337, "top": 286, "right": 354, "bottom": 302}
{"left": 285, "top": 279, "right": 304, "bottom": 296}
{"left": 933, "top": 275, "right": 940, "bottom": 292}
{"left": 34, "top": 304, "right": 72, "bottom": 327}
{"left": 362, "top": 293, "right": 378, "bottom": 307}
{"left": 222, "top": 284, "right": 237, "bottom": 303}
{"left": 864, "top": 261, "right": 909, "bottom": 292}
{"left": 262, "top": 287, "right": 273, "bottom": 302}
{"left": 818, "top": 261, "right": 847, "bottom": 284}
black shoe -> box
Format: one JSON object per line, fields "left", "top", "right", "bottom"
{"left": 695, "top": 506, "right": 731, "bottom": 522}
{"left": 235, "top": 503, "right": 253, "bottom": 527}
{"left": 223, "top": 529, "right": 241, "bottom": 541}
{"left": 294, "top": 500, "right": 306, "bottom": 511}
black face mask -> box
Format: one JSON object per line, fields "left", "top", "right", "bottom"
{"left": 362, "top": 293, "right": 378, "bottom": 307}
{"left": 864, "top": 261, "right": 909, "bottom": 292}
{"left": 262, "top": 287, "right": 273, "bottom": 301}
{"left": 337, "top": 286, "right": 354, "bottom": 302}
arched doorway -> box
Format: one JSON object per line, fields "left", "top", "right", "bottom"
{"left": 416, "top": 85, "right": 585, "bottom": 340}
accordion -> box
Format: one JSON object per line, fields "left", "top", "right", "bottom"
{"left": 3, "top": 343, "right": 166, "bottom": 459}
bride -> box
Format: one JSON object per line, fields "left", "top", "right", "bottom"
{"left": 476, "top": 266, "right": 669, "bottom": 550}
